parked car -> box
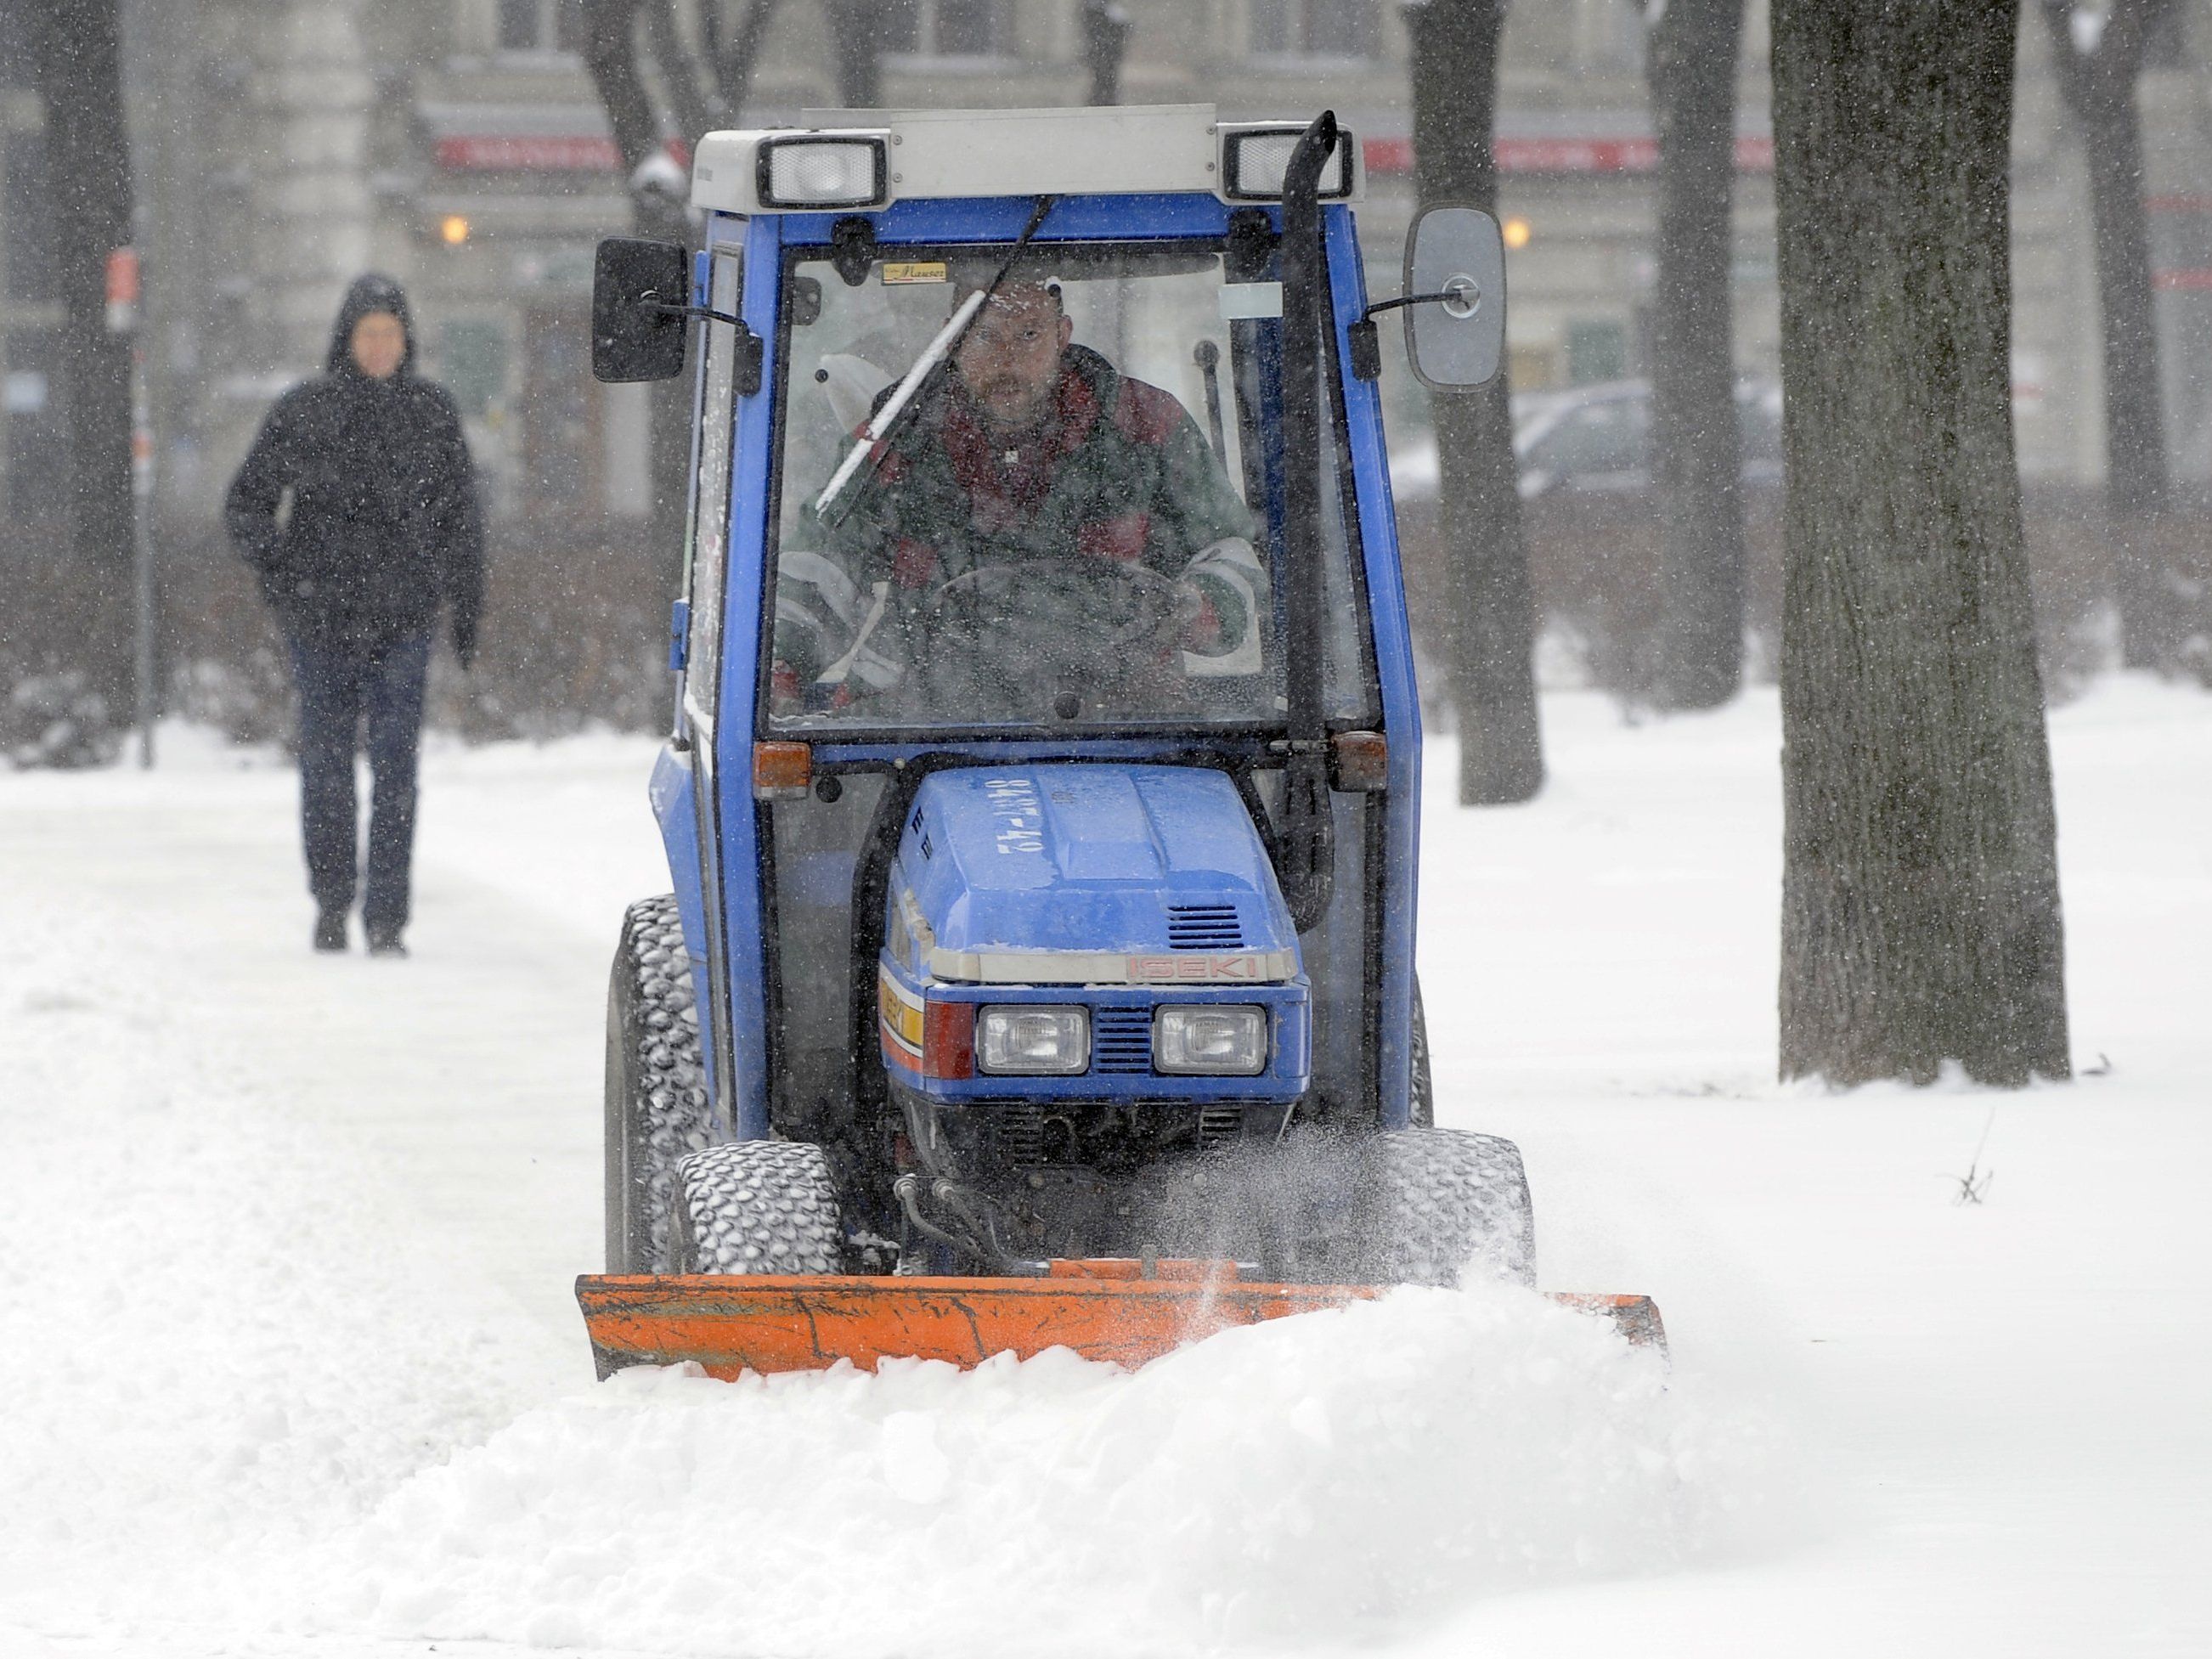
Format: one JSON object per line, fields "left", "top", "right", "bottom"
{"left": 1388, "top": 377, "right": 1785, "bottom": 503}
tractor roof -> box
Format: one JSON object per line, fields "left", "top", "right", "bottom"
{"left": 689, "top": 104, "right": 1364, "bottom": 217}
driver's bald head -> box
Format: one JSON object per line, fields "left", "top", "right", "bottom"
{"left": 951, "top": 275, "right": 1062, "bottom": 319}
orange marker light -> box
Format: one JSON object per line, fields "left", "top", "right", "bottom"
{"left": 1329, "top": 730, "right": 1390, "bottom": 793}
{"left": 439, "top": 214, "right": 471, "bottom": 245}
{"left": 752, "top": 741, "right": 813, "bottom": 799}
{"left": 1502, "top": 217, "right": 1532, "bottom": 251}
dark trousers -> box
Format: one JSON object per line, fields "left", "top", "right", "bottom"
{"left": 289, "top": 630, "right": 432, "bottom": 932}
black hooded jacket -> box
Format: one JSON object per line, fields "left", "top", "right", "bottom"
{"left": 226, "top": 274, "right": 484, "bottom": 654}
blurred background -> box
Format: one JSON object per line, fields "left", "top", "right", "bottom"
{"left": 3, "top": 0, "right": 2209, "bottom": 748}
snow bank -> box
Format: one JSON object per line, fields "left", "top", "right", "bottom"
{"left": 302, "top": 1287, "right": 1781, "bottom": 1657}
{"left": 0, "top": 883, "right": 573, "bottom": 1645}
{"left": 0, "top": 741, "right": 1792, "bottom": 1658}
{"left": 9, "top": 680, "right": 2209, "bottom": 1656}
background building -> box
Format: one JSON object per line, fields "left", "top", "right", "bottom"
{"left": 2, "top": 0, "right": 2209, "bottom": 533}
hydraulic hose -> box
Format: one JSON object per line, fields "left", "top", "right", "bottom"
{"left": 1274, "top": 110, "right": 1341, "bottom": 934}
{"left": 894, "top": 1171, "right": 990, "bottom": 1265}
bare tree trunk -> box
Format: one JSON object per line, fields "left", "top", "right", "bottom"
{"left": 1773, "top": 0, "right": 2068, "bottom": 1086}
{"left": 28, "top": 0, "right": 136, "bottom": 723}
{"left": 826, "top": 0, "right": 884, "bottom": 107}
{"left": 585, "top": 0, "right": 663, "bottom": 178}
{"left": 2040, "top": 0, "right": 2178, "bottom": 669}
{"left": 1645, "top": 0, "right": 1746, "bottom": 709}
{"left": 1081, "top": 0, "right": 1132, "bottom": 104}
{"left": 583, "top": 0, "right": 731, "bottom": 572}
{"left": 643, "top": 1, "right": 716, "bottom": 140}
{"left": 710, "top": 0, "right": 783, "bottom": 113}
{"left": 1402, "top": 0, "right": 1543, "bottom": 804}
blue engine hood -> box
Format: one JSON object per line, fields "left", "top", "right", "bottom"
{"left": 894, "top": 765, "right": 1300, "bottom": 985}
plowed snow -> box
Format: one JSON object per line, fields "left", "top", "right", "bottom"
{"left": 3, "top": 685, "right": 2208, "bottom": 1657}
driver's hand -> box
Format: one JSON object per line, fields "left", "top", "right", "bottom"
{"left": 1169, "top": 577, "right": 1219, "bottom": 652}
{"left": 770, "top": 659, "right": 802, "bottom": 712}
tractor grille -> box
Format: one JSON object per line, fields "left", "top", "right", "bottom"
{"left": 1090, "top": 1006, "right": 1154, "bottom": 1074}
{"left": 981, "top": 1100, "right": 1265, "bottom": 1171}
{"left": 1197, "top": 1106, "right": 1244, "bottom": 1148}
{"left": 1165, "top": 904, "right": 1243, "bottom": 950}
{"left": 996, "top": 1105, "right": 1047, "bottom": 1167}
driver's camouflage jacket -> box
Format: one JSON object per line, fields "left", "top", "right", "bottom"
{"left": 775, "top": 344, "right": 1264, "bottom": 705}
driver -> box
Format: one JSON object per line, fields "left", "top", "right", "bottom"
{"left": 774, "top": 271, "right": 1265, "bottom": 713}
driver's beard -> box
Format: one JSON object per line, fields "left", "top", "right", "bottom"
{"left": 974, "top": 377, "right": 1051, "bottom": 435}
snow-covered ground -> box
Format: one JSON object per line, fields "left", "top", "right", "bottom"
{"left": 2, "top": 680, "right": 2207, "bottom": 1658}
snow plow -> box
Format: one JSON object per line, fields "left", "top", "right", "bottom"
{"left": 577, "top": 104, "right": 1664, "bottom": 1380}
{"left": 580, "top": 1268, "right": 1664, "bottom": 1379}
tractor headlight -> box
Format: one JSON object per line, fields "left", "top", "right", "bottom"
{"left": 976, "top": 1005, "right": 1090, "bottom": 1075}
{"left": 1154, "top": 1006, "right": 1268, "bottom": 1075}
{"left": 757, "top": 135, "right": 889, "bottom": 209}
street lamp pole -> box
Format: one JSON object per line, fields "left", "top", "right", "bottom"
{"left": 105, "top": 245, "right": 155, "bottom": 770}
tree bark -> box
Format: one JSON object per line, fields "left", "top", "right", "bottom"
{"left": 28, "top": 0, "right": 136, "bottom": 719}
{"left": 2040, "top": 0, "right": 2177, "bottom": 669}
{"left": 583, "top": 0, "right": 723, "bottom": 572}
{"left": 584, "top": 0, "right": 663, "bottom": 177}
{"left": 710, "top": 0, "right": 784, "bottom": 114}
{"left": 826, "top": 0, "right": 884, "bottom": 107}
{"left": 1773, "top": 0, "right": 2068, "bottom": 1086}
{"left": 642, "top": 0, "right": 716, "bottom": 141}
{"left": 1081, "top": 1, "right": 1132, "bottom": 104}
{"left": 1645, "top": 0, "right": 1746, "bottom": 710}
{"left": 1402, "top": 0, "right": 1543, "bottom": 804}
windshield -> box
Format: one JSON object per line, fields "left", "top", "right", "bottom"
{"left": 764, "top": 238, "right": 1377, "bottom": 734}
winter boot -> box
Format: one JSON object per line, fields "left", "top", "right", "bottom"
{"left": 314, "top": 909, "right": 348, "bottom": 953}
{"left": 365, "top": 923, "right": 409, "bottom": 959}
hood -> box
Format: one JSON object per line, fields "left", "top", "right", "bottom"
{"left": 325, "top": 272, "right": 416, "bottom": 376}
{"left": 895, "top": 765, "right": 1301, "bottom": 985}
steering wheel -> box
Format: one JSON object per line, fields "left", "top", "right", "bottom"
{"left": 913, "top": 556, "right": 1188, "bottom": 720}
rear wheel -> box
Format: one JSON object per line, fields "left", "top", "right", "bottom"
{"left": 1409, "top": 979, "right": 1435, "bottom": 1129}
{"left": 1359, "top": 1128, "right": 1535, "bottom": 1288}
{"left": 606, "top": 895, "right": 715, "bottom": 1273}
{"left": 671, "top": 1141, "right": 844, "bottom": 1274}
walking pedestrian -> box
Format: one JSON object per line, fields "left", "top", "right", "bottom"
{"left": 225, "top": 274, "right": 483, "bottom": 957}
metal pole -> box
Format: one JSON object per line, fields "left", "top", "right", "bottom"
{"left": 106, "top": 245, "right": 154, "bottom": 768}
{"left": 132, "top": 343, "right": 155, "bottom": 770}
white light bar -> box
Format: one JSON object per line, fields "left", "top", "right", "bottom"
{"left": 688, "top": 109, "right": 1365, "bottom": 215}
{"left": 1219, "top": 123, "right": 1359, "bottom": 202}
{"left": 757, "top": 134, "right": 889, "bottom": 209}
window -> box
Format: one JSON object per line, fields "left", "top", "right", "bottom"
{"left": 436, "top": 319, "right": 508, "bottom": 421}
{"left": 1566, "top": 319, "right": 1627, "bottom": 386}
{"left": 685, "top": 248, "right": 744, "bottom": 738}
{"left": 764, "top": 236, "right": 1378, "bottom": 736}
{"left": 3, "top": 129, "right": 55, "bottom": 304}
{"left": 498, "top": 0, "right": 584, "bottom": 54}
{"left": 1249, "top": 0, "right": 1376, "bottom": 59}
{"left": 6, "top": 326, "right": 67, "bottom": 514}
{"left": 0, "top": 0, "right": 37, "bottom": 88}
{"left": 881, "top": 0, "right": 1008, "bottom": 61}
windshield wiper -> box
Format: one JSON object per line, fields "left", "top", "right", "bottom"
{"left": 813, "top": 195, "right": 1058, "bottom": 527}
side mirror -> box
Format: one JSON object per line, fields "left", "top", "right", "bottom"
{"left": 1402, "top": 206, "right": 1506, "bottom": 392}
{"left": 591, "top": 237, "right": 690, "bottom": 383}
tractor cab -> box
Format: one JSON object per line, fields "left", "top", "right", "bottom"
{"left": 575, "top": 108, "right": 1657, "bottom": 1375}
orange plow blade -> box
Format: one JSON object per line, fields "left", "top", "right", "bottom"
{"left": 576, "top": 1261, "right": 1665, "bottom": 1379}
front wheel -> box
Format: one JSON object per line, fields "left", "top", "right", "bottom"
{"left": 1409, "top": 978, "right": 1435, "bottom": 1129}
{"left": 670, "top": 1141, "right": 844, "bottom": 1274}
{"left": 1357, "top": 1128, "right": 1536, "bottom": 1289}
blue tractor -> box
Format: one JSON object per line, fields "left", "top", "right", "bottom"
{"left": 575, "top": 106, "right": 1659, "bottom": 1374}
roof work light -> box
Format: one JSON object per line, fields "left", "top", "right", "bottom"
{"left": 756, "top": 135, "right": 890, "bottom": 210}
{"left": 1219, "top": 123, "right": 1357, "bottom": 202}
